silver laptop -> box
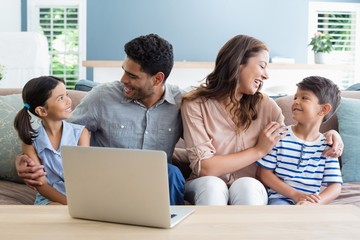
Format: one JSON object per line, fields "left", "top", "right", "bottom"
{"left": 61, "top": 146, "right": 194, "bottom": 229}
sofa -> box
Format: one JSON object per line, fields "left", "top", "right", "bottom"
{"left": 0, "top": 88, "right": 359, "bottom": 206}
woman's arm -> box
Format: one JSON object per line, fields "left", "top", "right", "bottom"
{"left": 200, "top": 122, "right": 285, "bottom": 176}
{"left": 22, "top": 143, "right": 67, "bottom": 205}
{"left": 181, "top": 98, "right": 285, "bottom": 177}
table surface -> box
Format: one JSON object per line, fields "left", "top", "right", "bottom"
{"left": 1, "top": 205, "right": 360, "bottom": 240}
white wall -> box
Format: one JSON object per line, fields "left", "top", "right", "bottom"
{"left": 0, "top": 0, "right": 21, "bottom": 32}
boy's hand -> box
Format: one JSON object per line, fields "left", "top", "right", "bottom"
{"left": 293, "top": 192, "right": 321, "bottom": 204}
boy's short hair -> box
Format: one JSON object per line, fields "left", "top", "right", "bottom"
{"left": 296, "top": 76, "right": 341, "bottom": 122}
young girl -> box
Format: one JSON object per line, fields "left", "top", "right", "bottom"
{"left": 14, "top": 76, "right": 90, "bottom": 205}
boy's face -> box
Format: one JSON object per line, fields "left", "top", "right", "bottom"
{"left": 292, "top": 88, "right": 325, "bottom": 124}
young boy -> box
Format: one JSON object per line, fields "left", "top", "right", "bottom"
{"left": 257, "top": 76, "right": 343, "bottom": 205}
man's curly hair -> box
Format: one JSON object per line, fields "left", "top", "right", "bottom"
{"left": 124, "top": 34, "right": 174, "bottom": 82}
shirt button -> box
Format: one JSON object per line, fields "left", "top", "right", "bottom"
{"left": 168, "top": 128, "right": 172, "bottom": 132}
{"left": 145, "top": 131, "right": 148, "bottom": 134}
{"left": 121, "top": 125, "right": 124, "bottom": 128}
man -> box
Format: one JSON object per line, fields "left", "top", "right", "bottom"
{"left": 16, "top": 34, "right": 185, "bottom": 205}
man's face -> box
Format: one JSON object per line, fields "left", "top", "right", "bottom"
{"left": 120, "top": 57, "right": 155, "bottom": 101}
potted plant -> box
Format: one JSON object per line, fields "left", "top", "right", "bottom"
{"left": 308, "top": 32, "right": 333, "bottom": 64}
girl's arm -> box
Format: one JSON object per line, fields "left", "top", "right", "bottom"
{"left": 22, "top": 143, "right": 67, "bottom": 205}
{"left": 77, "top": 127, "right": 90, "bottom": 146}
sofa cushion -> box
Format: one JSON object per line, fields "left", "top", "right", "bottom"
{"left": 337, "top": 97, "right": 360, "bottom": 182}
{"left": 0, "top": 180, "right": 36, "bottom": 204}
{"left": 74, "top": 79, "right": 100, "bottom": 92}
{"left": 0, "top": 94, "right": 39, "bottom": 183}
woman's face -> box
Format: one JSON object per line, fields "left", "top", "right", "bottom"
{"left": 237, "top": 50, "right": 269, "bottom": 96}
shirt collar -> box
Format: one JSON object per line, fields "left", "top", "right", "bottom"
{"left": 163, "top": 83, "right": 176, "bottom": 105}
{"left": 36, "top": 121, "right": 72, "bottom": 154}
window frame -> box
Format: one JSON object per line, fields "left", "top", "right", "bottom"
{"left": 308, "top": 2, "right": 360, "bottom": 87}
{"left": 27, "top": 0, "right": 87, "bottom": 85}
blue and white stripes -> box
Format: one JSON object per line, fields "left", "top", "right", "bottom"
{"left": 257, "top": 126, "right": 342, "bottom": 204}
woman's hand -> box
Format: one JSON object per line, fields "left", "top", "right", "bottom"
{"left": 255, "top": 122, "right": 286, "bottom": 157}
{"left": 323, "top": 130, "right": 344, "bottom": 157}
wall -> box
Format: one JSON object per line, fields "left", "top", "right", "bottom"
{"left": 17, "top": 0, "right": 360, "bottom": 81}
{"left": 0, "top": 0, "right": 21, "bottom": 31}
{"left": 85, "top": 0, "right": 359, "bottom": 79}
{"left": 87, "top": 0, "right": 309, "bottom": 62}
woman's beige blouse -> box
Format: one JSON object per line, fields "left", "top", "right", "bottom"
{"left": 181, "top": 94, "right": 284, "bottom": 185}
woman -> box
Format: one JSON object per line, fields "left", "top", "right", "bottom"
{"left": 181, "top": 35, "right": 342, "bottom": 205}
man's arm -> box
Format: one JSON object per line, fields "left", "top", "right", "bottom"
{"left": 15, "top": 153, "right": 46, "bottom": 189}
{"left": 21, "top": 144, "right": 67, "bottom": 204}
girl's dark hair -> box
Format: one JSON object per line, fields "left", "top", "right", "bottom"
{"left": 13, "top": 76, "right": 65, "bottom": 145}
{"left": 182, "top": 35, "right": 268, "bottom": 130}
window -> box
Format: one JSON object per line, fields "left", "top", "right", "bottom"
{"left": 308, "top": 2, "right": 360, "bottom": 89}
{"left": 27, "top": 0, "right": 86, "bottom": 89}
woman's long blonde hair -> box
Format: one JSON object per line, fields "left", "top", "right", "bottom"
{"left": 182, "top": 35, "right": 268, "bottom": 130}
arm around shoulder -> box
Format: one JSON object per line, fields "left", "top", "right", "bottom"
{"left": 22, "top": 143, "right": 67, "bottom": 205}
{"left": 15, "top": 148, "right": 46, "bottom": 188}
{"left": 323, "top": 130, "right": 343, "bottom": 157}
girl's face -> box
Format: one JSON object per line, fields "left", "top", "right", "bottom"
{"left": 237, "top": 50, "right": 269, "bottom": 96}
{"left": 44, "top": 82, "right": 72, "bottom": 120}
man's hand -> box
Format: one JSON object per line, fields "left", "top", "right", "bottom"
{"left": 16, "top": 154, "right": 46, "bottom": 190}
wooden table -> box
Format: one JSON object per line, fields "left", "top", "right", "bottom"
{"left": 1, "top": 205, "right": 360, "bottom": 239}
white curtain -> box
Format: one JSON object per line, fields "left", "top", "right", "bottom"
{"left": 0, "top": 32, "right": 50, "bottom": 88}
